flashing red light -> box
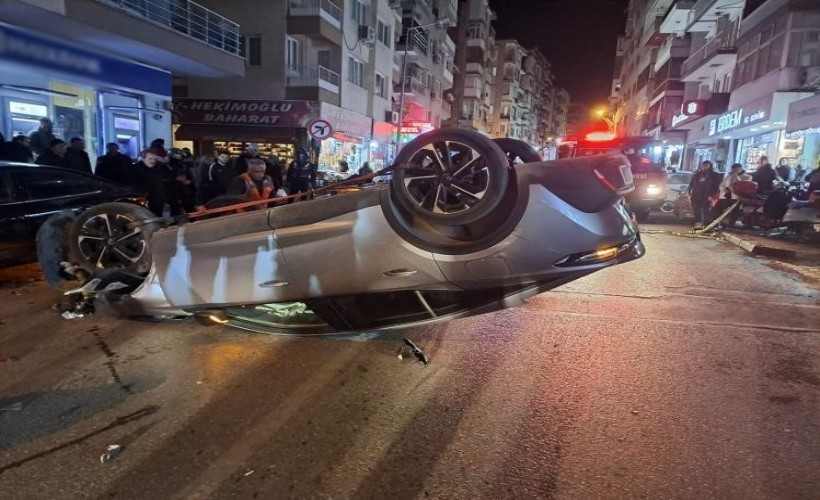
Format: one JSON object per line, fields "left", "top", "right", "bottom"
{"left": 585, "top": 132, "right": 618, "bottom": 141}
{"left": 638, "top": 157, "right": 651, "bottom": 163}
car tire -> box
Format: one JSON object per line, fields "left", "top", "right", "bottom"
{"left": 68, "top": 203, "right": 158, "bottom": 275}
{"left": 493, "top": 138, "right": 542, "bottom": 165}
{"left": 391, "top": 128, "right": 510, "bottom": 226}
{"left": 36, "top": 210, "right": 78, "bottom": 288}
{"left": 634, "top": 207, "right": 651, "bottom": 222}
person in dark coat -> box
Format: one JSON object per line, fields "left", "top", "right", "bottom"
{"left": 233, "top": 146, "right": 259, "bottom": 175}
{"left": 264, "top": 155, "right": 284, "bottom": 193}
{"left": 286, "top": 148, "right": 317, "bottom": 203}
{"left": 0, "top": 134, "right": 34, "bottom": 162}
{"left": 168, "top": 148, "right": 197, "bottom": 213}
{"left": 197, "top": 151, "right": 235, "bottom": 205}
{"left": 751, "top": 156, "right": 777, "bottom": 195}
{"left": 28, "top": 118, "right": 56, "bottom": 156}
{"left": 34, "top": 139, "right": 67, "bottom": 167}
{"left": 96, "top": 143, "right": 134, "bottom": 185}
{"left": 133, "top": 149, "right": 177, "bottom": 217}
{"left": 63, "top": 137, "right": 93, "bottom": 174}
{"left": 688, "top": 160, "right": 722, "bottom": 229}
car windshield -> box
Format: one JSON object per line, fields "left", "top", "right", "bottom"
{"left": 625, "top": 155, "right": 664, "bottom": 174}
{"left": 668, "top": 173, "right": 692, "bottom": 185}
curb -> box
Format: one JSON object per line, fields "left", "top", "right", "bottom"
{"left": 722, "top": 233, "right": 799, "bottom": 260}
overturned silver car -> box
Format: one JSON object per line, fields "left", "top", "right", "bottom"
{"left": 38, "top": 129, "right": 644, "bottom": 334}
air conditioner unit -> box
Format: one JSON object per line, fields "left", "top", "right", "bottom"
{"left": 388, "top": 0, "right": 401, "bottom": 8}
{"left": 385, "top": 110, "right": 400, "bottom": 123}
{"left": 358, "top": 25, "right": 376, "bottom": 44}
{"left": 432, "top": 52, "right": 442, "bottom": 63}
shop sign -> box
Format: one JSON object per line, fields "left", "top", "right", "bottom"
{"left": 0, "top": 23, "right": 170, "bottom": 96}
{"left": 682, "top": 100, "right": 706, "bottom": 116}
{"left": 786, "top": 93, "right": 820, "bottom": 134}
{"left": 708, "top": 107, "right": 767, "bottom": 136}
{"left": 400, "top": 122, "right": 434, "bottom": 135}
{"left": 320, "top": 103, "right": 372, "bottom": 138}
{"left": 172, "top": 99, "right": 320, "bottom": 127}
{"left": 671, "top": 113, "right": 691, "bottom": 128}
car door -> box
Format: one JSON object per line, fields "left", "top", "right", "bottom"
{"left": 8, "top": 167, "right": 112, "bottom": 223}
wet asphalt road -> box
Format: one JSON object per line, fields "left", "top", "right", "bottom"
{"left": 0, "top": 220, "right": 818, "bottom": 499}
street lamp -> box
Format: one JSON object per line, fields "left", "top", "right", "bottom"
{"left": 595, "top": 107, "right": 615, "bottom": 132}
{"left": 396, "top": 19, "right": 450, "bottom": 152}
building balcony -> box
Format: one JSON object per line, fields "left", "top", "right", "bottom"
{"left": 660, "top": 0, "right": 696, "bottom": 34}
{"left": 402, "top": 77, "right": 428, "bottom": 96}
{"left": 397, "top": 30, "right": 430, "bottom": 58}
{"left": 287, "top": 0, "right": 343, "bottom": 45}
{"left": 641, "top": 16, "right": 666, "bottom": 47}
{"left": 655, "top": 34, "right": 692, "bottom": 69}
{"left": 0, "top": 0, "right": 245, "bottom": 77}
{"left": 681, "top": 29, "right": 737, "bottom": 81}
{"left": 689, "top": 0, "right": 745, "bottom": 32}
{"left": 96, "top": 0, "right": 241, "bottom": 54}
{"left": 285, "top": 65, "right": 341, "bottom": 104}
{"left": 465, "top": 62, "right": 484, "bottom": 75}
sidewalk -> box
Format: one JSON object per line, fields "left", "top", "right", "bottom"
{"left": 720, "top": 229, "right": 820, "bottom": 265}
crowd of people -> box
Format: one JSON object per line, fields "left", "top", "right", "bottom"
{"left": 0, "top": 117, "right": 377, "bottom": 217}
{"left": 687, "top": 155, "right": 820, "bottom": 229}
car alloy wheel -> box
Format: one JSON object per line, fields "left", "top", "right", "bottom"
{"left": 391, "top": 129, "right": 510, "bottom": 226}
{"left": 76, "top": 212, "right": 147, "bottom": 269}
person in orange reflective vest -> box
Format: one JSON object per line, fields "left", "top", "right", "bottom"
{"left": 227, "top": 158, "right": 276, "bottom": 201}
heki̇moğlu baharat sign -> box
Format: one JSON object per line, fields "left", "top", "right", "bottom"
{"left": 172, "top": 99, "right": 321, "bottom": 127}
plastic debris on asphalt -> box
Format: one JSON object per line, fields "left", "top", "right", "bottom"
{"left": 398, "top": 337, "right": 429, "bottom": 366}
{"left": 100, "top": 444, "right": 123, "bottom": 463}
{"left": 0, "top": 356, "right": 20, "bottom": 364}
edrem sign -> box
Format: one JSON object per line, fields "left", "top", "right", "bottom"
{"left": 172, "top": 99, "right": 321, "bottom": 127}
{"left": 708, "top": 107, "right": 766, "bottom": 136}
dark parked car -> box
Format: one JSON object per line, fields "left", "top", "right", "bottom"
{"left": 0, "top": 161, "right": 144, "bottom": 264}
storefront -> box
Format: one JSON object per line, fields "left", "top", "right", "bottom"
{"left": 704, "top": 92, "right": 813, "bottom": 172}
{"left": 785, "top": 93, "right": 820, "bottom": 170}
{"left": 395, "top": 121, "right": 435, "bottom": 145}
{"left": 173, "top": 99, "right": 372, "bottom": 174}
{"left": 677, "top": 115, "right": 730, "bottom": 172}
{"left": 0, "top": 22, "right": 172, "bottom": 162}
{"left": 370, "top": 120, "right": 396, "bottom": 171}
{"left": 317, "top": 103, "right": 372, "bottom": 174}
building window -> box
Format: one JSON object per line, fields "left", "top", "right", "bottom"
{"left": 246, "top": 36, "right": 261, "bottom": 66}
{"left": 352, "top": 0, "right": 366, "bottom": 26}
{"left": 286, "top": 37, "right": 301, "bottom": 72}
{"left": 349, "top": 56, "right": 365, "bottom": 87}
{"left": 467, "top": 24, "right": 481, "bottom": 39}
{"left": 375, "top": 72, "right": 386, "bottom": 97}
{"left": 787, "top": 31, "right": 820, "bottom": 67}
{"left": 499, "top": 123, "right": 507, "bottom": 134}
{"left": 377, "top": 19, "right": 392, "bottom": 48}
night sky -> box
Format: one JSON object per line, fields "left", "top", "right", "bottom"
{"left": 488, "top": 0, "right": 630, "bottom": 112}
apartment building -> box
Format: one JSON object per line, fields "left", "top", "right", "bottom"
{"left": 0, "top": 0, "right": 243, "bottom": 162}
{"left": 488, "top": 40, "right": 526, "bottom": 140}
{"left": 393, "top": 0, "right": 458, "bottom": 147}
{"left": 614, "top": 0, "right": 820, "bottom": 172}
{"left": 444, "top": 0, "right": 497, "bottom": 134}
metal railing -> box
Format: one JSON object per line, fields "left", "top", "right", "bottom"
{"left": 403, "top": 77, "right": 427, "bottom": 95}
{"left": 96, "top": 0, "right": 241, "bottom": 55}
{"left": 399, "top": 29, "right": 430, "bottom": 56}
{"left": 287, "top": 65, "right": 341, "bottom": 91}
{"left": 681, "top": 27, "right": 737, "bottom": 75}
{"left": 289, "top": 0, "right": 342, "bottom": 28}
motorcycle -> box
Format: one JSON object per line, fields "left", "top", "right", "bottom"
{"left": 672, "top": 189, "right": 693, "bottom": 220}
{"left": 783, "top": 190, "right": 820, "bottom": 240}
{"left": 733, "top": 181, "right": 792, "bottom": 230}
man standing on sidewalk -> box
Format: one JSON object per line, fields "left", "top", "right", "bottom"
{"left": 688, "top": 160, "right": 722, "bottom": 229}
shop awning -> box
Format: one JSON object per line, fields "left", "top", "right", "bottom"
{"left": 175, "top": 124, "right": 298, "bottom": 142}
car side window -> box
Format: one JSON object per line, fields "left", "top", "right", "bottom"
{"left": 11, "top": 168, "right": 108, "bottom": 201}
{"left": 0, "top": 171, "right": 11, "bottom": 204}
